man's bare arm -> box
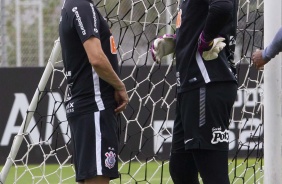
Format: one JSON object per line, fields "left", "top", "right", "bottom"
{"left": 83, "top": 36, "right": 128, "bottom": 113}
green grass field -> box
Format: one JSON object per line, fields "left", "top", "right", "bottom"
{"left": 0, "top": 158, "right": 263, "bottom": 184}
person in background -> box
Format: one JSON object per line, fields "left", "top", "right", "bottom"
{"left": 151, "top": 0, "right": 238, "bottom": 183}
{"left": 59, "top": 0, "right": 128, "bottom": 183}
{"left": 252, "top": 26, "right": 282, "bottom": 69}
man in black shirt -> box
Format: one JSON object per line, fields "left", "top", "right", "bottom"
{"left": 59, "top": 0, "right": 128, "bottom": 183}
{"left": 151, "top": 0, "right": 238, "bottom": 183}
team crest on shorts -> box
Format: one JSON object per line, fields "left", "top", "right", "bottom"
{"left": 105, "top": 151, "right": 116, "bottom": 169}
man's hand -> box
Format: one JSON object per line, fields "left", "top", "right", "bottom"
{"left": 114, "top": 86, "right": 129, "bottom": 114}
{"left": 252, "top": 49, "right": 269, "bottom": 70}
{"left": 151, "top": 34, "right": 176, "bottom": 63}
{"left": 198, "top": 33, "right": 226, "bottom": 61}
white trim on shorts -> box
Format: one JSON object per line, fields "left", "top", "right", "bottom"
{"left": 94, "top": 111, "right": 102, "bottom": 175}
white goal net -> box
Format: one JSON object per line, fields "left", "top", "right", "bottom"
{"left": 0, "top": 0, "right": 268, "bottom": 183}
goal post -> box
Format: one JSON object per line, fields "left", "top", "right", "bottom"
{"left": 264, "top": 0, "right": 282, "bottom": 183}
{"left": 0, "top": 39, "right": 61, "bottom": 184}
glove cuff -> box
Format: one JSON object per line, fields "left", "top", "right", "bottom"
{"left": 163, "top": 34, "right": 176, "bottom": 40}
{"left": 198, "top": 32, "right": 213, "bottom": 55}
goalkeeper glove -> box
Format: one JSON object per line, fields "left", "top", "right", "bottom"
{"left": 151, "top": 34, "right": 176, "bottom": 63}
{"left": 198, "top": 32, "right": 226, "bottom": 61}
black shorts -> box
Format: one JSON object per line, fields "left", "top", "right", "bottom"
{"left": 171, "top": 81, "right": 237, "bottom": 152}
{"left": 68, "top": 108, "right": 119, "bottom": 182}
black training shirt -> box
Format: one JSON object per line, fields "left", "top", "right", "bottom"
{"left": 59, "top": 0, "right": 118, "bottom": 118}
{"left": 175, "top": 0, "right": 238, "bottom": 93}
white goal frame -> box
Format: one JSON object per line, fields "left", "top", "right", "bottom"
{"left": 0, "top": 39, "right": 61, "bottom": 184}
{"left": 264, "top": 0, "right": 282, "bottom": 183}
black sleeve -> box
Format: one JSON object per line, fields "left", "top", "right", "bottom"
{"left": 72, "top": 2, "right": 100, "bottom": 43}
{"left": 202, "top": 0, "right": 234, "bottom": 41}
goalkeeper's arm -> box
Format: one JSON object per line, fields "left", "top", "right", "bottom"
{"left": 151, "top": 34, "right": 176, "bottom": 63}
{"left": 202, "top": 0, "right": 233, "bottom": 41}
{"left": 198, "top": 0, "right": 233, "bottom": 60}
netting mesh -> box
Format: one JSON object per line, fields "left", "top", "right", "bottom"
{"left": 229, "top": 1, "right": 264, "bottom": 183}
{"left": 0, "top": 0, "right": 265, "bottom": 183}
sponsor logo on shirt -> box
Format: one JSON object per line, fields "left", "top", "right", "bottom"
{"left": 72, "top": 7, "right": 86, "bottom": 35}
{"left": 64, "top": 73, "right": 72, "bottom": 102}
{"left": 66, "top": 71, "right": 72, "bottom": 77}
{"left": 211, "top": 127, "right": 229, "bottom": 144}
{"left": 176, "top": 72, "right": 180, "bottom": 86}
{"left": 89, "top": 3, "right": 99, "bottom": 33}
{"left": 176, "top": 9, "right": 182, "bottom": 29}
{"left": 110, "top": 36, "right": 117, "bottom": 54}
{"left": 66, "top": 102, "right": 74, "bottom": 113}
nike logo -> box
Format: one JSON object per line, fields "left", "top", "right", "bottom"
{"left": 185, "top": 138, "right": 194, "bottom": 144}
